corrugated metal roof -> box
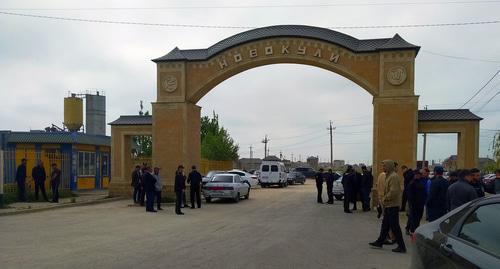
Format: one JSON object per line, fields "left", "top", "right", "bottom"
{"left": 108, "top": 115, "right": 152, "bottom": 125}
{"left": 152, "top": 25, "right": 419, "bottom": 62}
{"left": 3, "top": 131, "right": 110, "bottom": 146}
{"left": 418, "top": 109, "right": 482, "bottom": 121}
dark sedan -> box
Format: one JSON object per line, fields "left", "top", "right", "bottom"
{"left": 287, "top": 172, "right": 306, "bottom": 185}
{"left": 411, "top": 195, "right": 500, "bottom": 269}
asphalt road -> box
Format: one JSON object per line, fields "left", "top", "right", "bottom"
{"left": 0, "top": 181, "right": 412, "bottom": 269}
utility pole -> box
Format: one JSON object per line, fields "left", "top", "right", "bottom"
{"left": 280, "top": 151, "right": 283, "bottom": 160}
{"left": 291, "top": 153, "right": 294, "bottom": 162}
{"left": 249, "top": 145, "right": 253, "bottom": 159}
{"left": 327, "top": 120, "right": 336, "bottom": 169}
{"left": 262, "top": 135, "right": 270, "bottom": 158}
{"left": 422, "top": 105, "right": 428, "bottom": 168}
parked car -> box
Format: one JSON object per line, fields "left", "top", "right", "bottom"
{"left": 259, "top": 161, "right": 288, "bottom": 188}
{"left": 332, "top": 175, "right": 344, "bottom": 200}
{"left": 202, "top": 170, "right": 225, "bottom": 186}
{"left": 287, "top": 171, "right": 306, "bottom": 185}
{"left": 227, "top": 169, "right": 259, "bottom": 188}
{"left": 202, "top": 174, "right": 250, "bottom": 203}
{"left": 482, "top": 174, "right": 496, "bottom": 194}
{"left": 294, "top": 167, "right": 316, "bottom": 178}
{"left": 411, "top": 195, "right": 500, "bottom": 269}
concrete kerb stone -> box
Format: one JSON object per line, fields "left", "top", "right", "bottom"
{"left": 0, "top": 197, "right": 125, "bottom": 217}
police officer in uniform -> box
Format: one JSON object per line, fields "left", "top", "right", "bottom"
{"left": 174, "top": 165, "right": 186, "bottom": 215}
{"left": 187, "top": 165, "right": 203, "bottom": 209}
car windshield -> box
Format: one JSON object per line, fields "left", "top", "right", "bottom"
{"left": 211, "top": 175, "right": 234, "bottom": 183}
{"left": 206, "top": 171, "right": 222, "bottom": 177}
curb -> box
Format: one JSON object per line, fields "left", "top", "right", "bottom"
{"left": 0, "top": 197, "right": 126, "bottom": 217}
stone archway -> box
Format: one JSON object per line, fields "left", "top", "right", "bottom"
{"left": 151, "top": 25, "right": 420, "bottom": 190}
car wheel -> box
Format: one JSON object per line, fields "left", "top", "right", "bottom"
{"left": 301, "top": 181, "right": 305, "bottom": 185}
{"left": 246, "top": 182, "right": 251, "bottom": 189}
{"left": 206, "top": 197, "right": 212, "bottom": 203}
{"left": 284, "top": 182, "right": 288, "bottom": 187}
{"left": 334, "top": 195, "right": 343, "bottom": 201}
{"left": 244, "top": 189, "right": 250, "bottom": 199}
{"left": 234, "top": 193, "right": 240, "bottom": 203}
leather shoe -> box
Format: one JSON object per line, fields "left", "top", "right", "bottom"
{"left": 344, "top": 210, "right": 353, "bottom": 213}
{"left": 176, "top": 212, "right": 184, "bottom": 215}
{"left": 383, "top": 239, "right": 396, "bottom": 245}
{"left": 369, "top": 241, "right": 383, "bottom": 248}
{"left": 392, "top": 247, "right": 406, "bottom": 253}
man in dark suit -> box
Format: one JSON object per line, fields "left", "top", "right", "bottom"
{"left": 400, "top": 165, "right": 414, "bottom": 212}
{"left": 360, "top": 166, "right": 373, "bottom": 211}
{"left": 187, "top": 165, "right": 203, "bottom": 209}
{"left": 32, "top": 160, "right": 49, "bottom": 201}
{"left": 324, "top": 169, "right": 336, "bottom": 204}
{"left": 130, "top": 165, "right": 141, "bottom": 204}
{"left": 342, "top": 166, "right": 355, "bottom": 213}
{"left": 15, "top": 158, "right": 28, "bottom": 202}
{"left": 426, "top": 166, "right": 449, "bottom": 221}
{"left": 174, "top": 165, "right": 186, "bottom": 215}
{"left": 315, "top": 168, "right": 324, "bottom": 204}
{"left": 50, "top": 163, "right": 61, "bottom": 203}
{"left": 142, "top": 166, "right": 157, "bottom": 213}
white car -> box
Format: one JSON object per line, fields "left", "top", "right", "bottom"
{"left": 227, "top": 169, "right": 259, "bottom": 188}
{"left": 202, "top": 174, "right": 250, "bottom": 203}
{"left": 332, "top": 176, "right": 344, "bottom": 200}
{"left": 202, "top": 170, "right": 225, "bottom": 186}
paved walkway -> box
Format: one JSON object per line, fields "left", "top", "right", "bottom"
{"left": 0, "top": 182, "right": 412, "bottom": 269}
{"left": 0, "top": 189, "right": 120, "bottom": 216}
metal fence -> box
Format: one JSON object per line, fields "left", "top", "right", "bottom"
{"left": 1, "top": 148, "right": 71, "bottom": 193}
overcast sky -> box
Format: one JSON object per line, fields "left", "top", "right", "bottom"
{"left": 0, "top": 0, "right": 499, "bottom": 165}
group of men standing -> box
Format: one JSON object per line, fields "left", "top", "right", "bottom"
{"left": 314, "top": 165, "right": 374, "bottom": 212}
{"left": 131, "top": 164, "right": 203, "bottom": 215}
{"left": 15, "top": 158, "right": 61, "bottom": 203}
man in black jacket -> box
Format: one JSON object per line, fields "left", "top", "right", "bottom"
{"left": 360, "top": 166, "right": 373, "bottom": 211}
{"left": 400, "top": 165, "right": 414, "bottom": 212}
{"left": 15, "top": 159, "right": 28, "bottom": 202}
{"left": 174, "top": 165, "right": 186, "bottom": 215}
{"left": 130, "top": 165, "right": 141, "bottom": 204}
{"left": 447, "top": 169, "right": 477, "bottom": 211}
{"left": 342, "top": 166, "right": 355, "bottom": 213}
{"left": 324, "top": 169, "right": 337, "bottom": 204}
{"left": 470, "top": 168, "right": 485, "bottom": 198}
{"left": 50, "top": 163, "right": 61, "bottom": 203}
{"left": 315, "top": 168, "right": 324, "bottom": 204}
{"left": 32, "top": 160, "right": 48, "bottom": 201}
{"left": 187, "top": 165, "right": 202, "bottom": 209}
{"left": 426, "top": 166, "right": 449, "bottom": 221}
{"left": 142, "top": 166, "right": 157, "bottom": 212}
{"left": 406, "top": 170, "right": 426, "bottom": 234}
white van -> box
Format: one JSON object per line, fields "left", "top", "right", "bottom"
{"left": 259, "top": 161, "right": 288, "bottom": 188}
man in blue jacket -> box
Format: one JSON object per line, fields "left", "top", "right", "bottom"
{"left": 426, "top": 166, "right": 449, "bottom": 221}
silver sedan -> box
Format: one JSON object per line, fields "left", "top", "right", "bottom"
{"left": 202, "top": 174, "right": 250, "bottom": 203}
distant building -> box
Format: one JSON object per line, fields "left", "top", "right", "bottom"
{"left": 443, "top": 155, "right": 458, "bottom": 171}
{"left": 307, "top": 156, "right": 319, "bottom": 170}
{"left": 237, "top": 158, "right": 262, "bottom": 172}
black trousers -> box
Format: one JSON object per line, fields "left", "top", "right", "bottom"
{"left": 361, "top": 187, "right": 371, "bottom": 211}
{"left": 401, "top": 190, "right": 408, "bottom": 211}
{"left": 351, "top": 188, "right": 358, "bottom": 210}
{"left": 376, "top": 206, "right": 406, "bottom": 249}
{"left": 133, "top": 187, "right": 141, "bottom": 203}
{"left": 155, "top": 191, "right": 162, "bottom": 209}
{"left": 145, "top": 191, "right": 155, "bottom": 211}
{"left": 343, "top": 190, "right": 351, "bottom": 212}
{"left": 326, "top": 183, "right": 333, "bottom": 203}
{"left": 190, "top": 185, "right": 201, "bottom": 208}
{"left": 316, "top": 184, "right": 323, "bottom": 203}
{"left": 51, "top": 181, "right": 60, "bottom": 202}
{"left": 16, "top": 179, "right": 26, "bottom": 202}
{"left": 175, "top": 190, "right": 183, "bottom": 213}
{"left": 408, "top": 204, "right": 424, "bottom": 233}
{"left": 139, "top": 187, "right": 146, "bottom": 206}
{"left": 35, "top": 179, "right": 48, "bottom": 201}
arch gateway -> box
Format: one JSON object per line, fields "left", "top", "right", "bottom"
{"left": 109, "top": 25, "right": 481, "bottom": 196}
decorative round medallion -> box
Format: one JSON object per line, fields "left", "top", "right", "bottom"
{"left": 162, "top": 75, "right": 178, "bottom": 93}
{"left": 386, "top": 66, "right": 407, "bottom": 86}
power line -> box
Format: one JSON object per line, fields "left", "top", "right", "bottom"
{"left": 2, "top": 1, "right": 499, "bottom": 10}
{"left": 475, "top": 89, "right": 500, "bottom": 112}
{"left": 460, "top": 70, "right": 500, "bottom": 108}
{"left": 421, "top": 50, "right": 500, "bottom": 63}
{"left": 1, "top": 11, "right": 499, "bottom": 29}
